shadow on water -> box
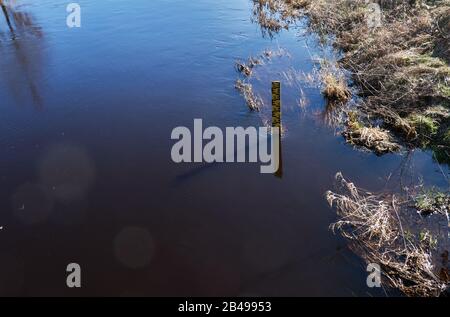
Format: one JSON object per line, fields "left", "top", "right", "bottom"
{"left": 0, "top": 0, "right": 44, "bottom": 109}
{"left": 172, "top": 163, "right": 220, "bottom": 187}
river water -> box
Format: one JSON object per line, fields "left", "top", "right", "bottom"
{"left": 0, "top": 0, "right": 448, "bottom": 296}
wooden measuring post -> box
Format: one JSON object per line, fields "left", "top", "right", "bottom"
{"left": 272, "top": 81, "right": 282, "bottom": 178}
{"left": 272, "top": 81, "right": 281, "bottom": 129}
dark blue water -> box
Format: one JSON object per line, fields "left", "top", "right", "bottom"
{"left": 0, "top": 0, "right": 447, "bottom": 296}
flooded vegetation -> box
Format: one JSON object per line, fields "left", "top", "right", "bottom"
{"left": 297, "top": 0, "right": 450, "bottom": 155}
{"left": 327, "top": 173, "right": 448, "bottom": 296}
{"left": 235, "top": 48, "right": 291, "bottom": 112}
{"left": 0, "top": 0, "right": 448, "bottom": 297}
{"left": 244, "top": 0, "right": 450, "bottom": 296}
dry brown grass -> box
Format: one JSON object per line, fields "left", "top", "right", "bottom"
{"left": 326, "top": 173, "right": 448, "bottom": 297}
{"left": 251, "top": 0, "right": 449, "bottom": 152}
{"left": 345, "top": 125, "right": 401, "bottom": 154}
{"left": 322, "top": 72, "right": 351, "bottom": 102}
{"left": 296, "top": 0, "right": 450, "bottom": 150}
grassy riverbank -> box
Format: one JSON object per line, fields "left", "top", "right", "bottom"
{"left": 255, "top": 0, "right": 450, "bottom": 158}
{"left": 304, "top": 0, "right": 449, "bottom": 162}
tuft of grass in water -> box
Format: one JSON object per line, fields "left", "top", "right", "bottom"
{"left": 322, "top": 73, "right": 351, "bottom": 102}
{"left": 344, "top": 111, "right": 400, "bottom": 154}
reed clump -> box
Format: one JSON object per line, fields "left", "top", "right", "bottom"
{"left": 322, "top": 72, "right": 351, "bottom": 102}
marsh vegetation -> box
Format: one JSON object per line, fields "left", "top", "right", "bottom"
{"left": 247, "top": 0, "right": 450, "bottom": 296}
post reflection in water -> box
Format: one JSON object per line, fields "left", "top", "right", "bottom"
{"left": 1, "top": 0, "right": 15, "bottom": 38}
{"left": 0, "top": 0, "right": 44, "bottom": 109}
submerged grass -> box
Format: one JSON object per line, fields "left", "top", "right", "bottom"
{"left": 235, "top": 79, "right": 262, "bottom": 111}
{"left": 234, "top": 48, "right": 291, "bottom": 112}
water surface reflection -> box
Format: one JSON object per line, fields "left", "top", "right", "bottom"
{"left": 0, "top": 0, "right": 448, "bottom": 296}
{"left": 1, "top": 0, "right": 44, "bottom": 109}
